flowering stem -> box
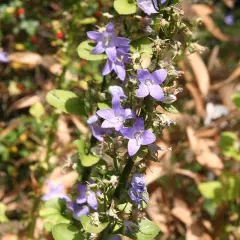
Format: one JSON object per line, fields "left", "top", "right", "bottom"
{"left": 114, "top": 158, "right": 134, "bottom": 198}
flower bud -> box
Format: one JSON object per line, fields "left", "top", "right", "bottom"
{"left": 162, "top": 94, "right": 177, "bottom": 104}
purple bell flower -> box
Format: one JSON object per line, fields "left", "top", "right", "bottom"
{"left": 42, "top": 181, "right": 69, "bottom": 201}
{"left": 87, "top": 115, "right": 111, "bottom": 142}
{"left": 102, "top": 47, "right": 130, "bottom": 81}
{"left": 128, "top": 174, "right": 148, "bottom": 206}
{"left": 137, "top": 0, "right": 166, "bottom": 15}
{"left": 87, "top": 23, "right": 130, "bottom": 62}
{"left": 76, "top": 184, "right": 98, "bottom": 210}
{"left": 0, "top": 52, "right": 9, "bottom": 63}
{"left": 224, "top": 14, "right": 234, "bottom": 26}
{"left": 97, "top": 102, "right": 135, "bottom": 131}
{"left": 136, "top": 69, "right": 167, "bottom": 101}
{"left": 67, "top": 183, "right": 99, "bottom": 220}
{"left": 120, "top": 118, "right": 156, "bottom": 156}
{"left": 67, "top": 202, "right": 90, "bottom": 220}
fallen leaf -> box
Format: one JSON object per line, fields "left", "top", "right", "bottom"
{"left": 187, "top": 127, "right": 223, "bottom": 174}
{"left": 57, "top": 116, "right": 71, "bottom": 145}
{"left": 172, "top": 207, "right": 193, "bottom": 226}
{"left": 7, "top": 94, "right": 44, "bottom": 114}
{"left": 186, "top": 52, "right": 210, "bottom": 98}
{"left": 8, "top": 52, "right": 42, "bottom": 68}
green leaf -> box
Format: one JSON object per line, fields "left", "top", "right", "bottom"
{"left": 78, "top": 41, "right": 107, "bottom": 61}
{"left": 29, "top": 102, "right": 45, "bottom": 119}
{"left": 131, "top": 37, "right": 153, "bottom": 57}
{"left": 46, "top": 89, "right": 85, "bottom": 116}
{"left": 163, "top": 104, "right": 179, "bottom": 113}
{"left": 0, "top": 203, "right": 8, "bottom": 223}
{"left": 114, "top": 0, "right": 137, "bottom": 15}
{"left": 52, "top": 223, "right": 84, "bottom": 240}
{"left": 40, "top": 199, "right": 70, "bottom": 232}
{"left": 117, "top": 202, "right": 133, "bottom": 214}
{"left": 220, "top": 132, "right": 239, "bottom": 160}
{"left": 97, "top": 102, "right": 110, "bottom": 110}
{"left": 74, "top": 140, "right": 100, "bottom": 167}
{"left": 198, "top": 181, "right": 222, "bottom": 200}
{"left": 80, "top": 216, "right": 108, "bottom": 233}
{"left": 81, "top": 154, "right": 100, "bottom": 167}
{"left": 232, "top": 93, "right": 240, "bottom": 108}
{"left": 135, "top": 218, "right": 160, "bottom": 240}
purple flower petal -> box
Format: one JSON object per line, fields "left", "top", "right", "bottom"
{"left": 136, "top": 83, "right": 149, "bottom": 98}
{"left": 101, "top": 119, "right": 117, "bottom": 129}
{"left": 91, "top": 42, "right": 105, "bottom": 54}
{"left": 141, "top": 130, "right": 156, "bottom": 145}
{"left": 74, "top": 205, "right": 90, "bottom": 219}
{"left": 106, "top": 46, "right": 117, "bottom": 62}
{"left": 97, "top": 109, "right": 115, "bottom": 119}
{"left": 76, "top": 185, "right": 87, "bottom": 204}
{"left": 109, "top": 86, "right": 127, "bottom": 99}
{"left": 87, "top": 191, "right": 98, "bottom": 210}
{"left": 114, "top": 63, "right": 126, "bottom": 80}
{"left": 102, "top": 59, "right": 113, "bottom": 76}
{"left": 120, "top": 127, "right": 136, "bottom": 139}
{"left": 87, "top": 31, "right": 102, "bottom": 41}
{"left": 137, "top": 0, "right": 158, "bottom": 15}
{"left": 87, "top": 115, "right": 99, "bottom": 125}
{"left": 106, "top": 23, "right": 115, "bottom": 33}
{"left": 134, "top": 118, "right": 145, "bottom": 130}
{"left": 0, "top": 52, "right": 9, "bottom": 63}
{"left": 149, "top": 84, "right": 164, "bottom": 101}
{"left": 124, "top": 109, "right": 136, "bottom": 119}
{"left": 151, "top": 69, "right": 167, "bottom": 84}
{"left": 128, "top": 139, "right": 141, "bottom": 156}
{"left": 113, "top": 37, "right": 131, "bottom": 47}
{"left": 137, "top": 69, "right": 152, "bottom": 82}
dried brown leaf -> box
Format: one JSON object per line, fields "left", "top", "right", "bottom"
{"left": 172, "top": 207, "right": 193, "bottom": 226}
{"left": 57, "top": 116, "right": 71, "bottom": 145}
{"left": 8, "top": 52, "right": 42, "bottom": 68}
{"left": 7, "top": 94, "right": 44, "bottom": 114}
{"left": 187, "top": 127, "right": 223, "bottom": 174}
{"left": 186, "top": 52, "right": 210, "bottom": 98}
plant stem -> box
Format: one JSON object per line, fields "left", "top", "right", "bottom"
{"left": 114, "top": 158, "right": 134, "bottom": 199}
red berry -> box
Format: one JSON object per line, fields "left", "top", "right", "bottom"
{"left": 17, "top": 8, "right": 25, "bottom": 16}
{"left": 94, "top": 11, "right": 102, "bottom": 18}
{"left": 31, "top": 36, "right": 37, "bottom": 43}
{"left": 17, "top": 84, "right": 24, "bottom": 90}
{"left": 80, "top": 60, "right": 87, "bottom": 66}
{"left": 56, "top": 31, "right": 64, "bottom": 39}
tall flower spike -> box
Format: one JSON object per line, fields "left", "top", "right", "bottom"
{"left": 136, "top": 69, "right": 167, "bottom": 101}
{"left": 97, "top": 102, "right": 135, "bottom": 131}
{"left": 120, "top": 118, "right": 156, "bottom": 156}
{"left": 137, "top": 0, "right": 166, "bottom": 15}
{"left": 87, "top": 23, "right": 130, "bottom": 62}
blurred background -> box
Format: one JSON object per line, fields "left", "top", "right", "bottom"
{"left": 0, "top": 0, "right": 240, "bottom": 239}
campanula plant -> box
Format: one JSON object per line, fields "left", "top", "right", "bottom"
{"left": 44, "top": 0, "right": 196, "bottom": 239}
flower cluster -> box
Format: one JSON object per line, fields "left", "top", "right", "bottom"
{"left": 68, "top": 184, "right": 100, "bottom": 220}
{"left": 87, "top": 23, "right": 130, "bottom": 81}
{"left": 86, "top": 23, "right": 168, "bottom": 157}
{"left": 129, "top": 174, "right": 148, "bottom": 206}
